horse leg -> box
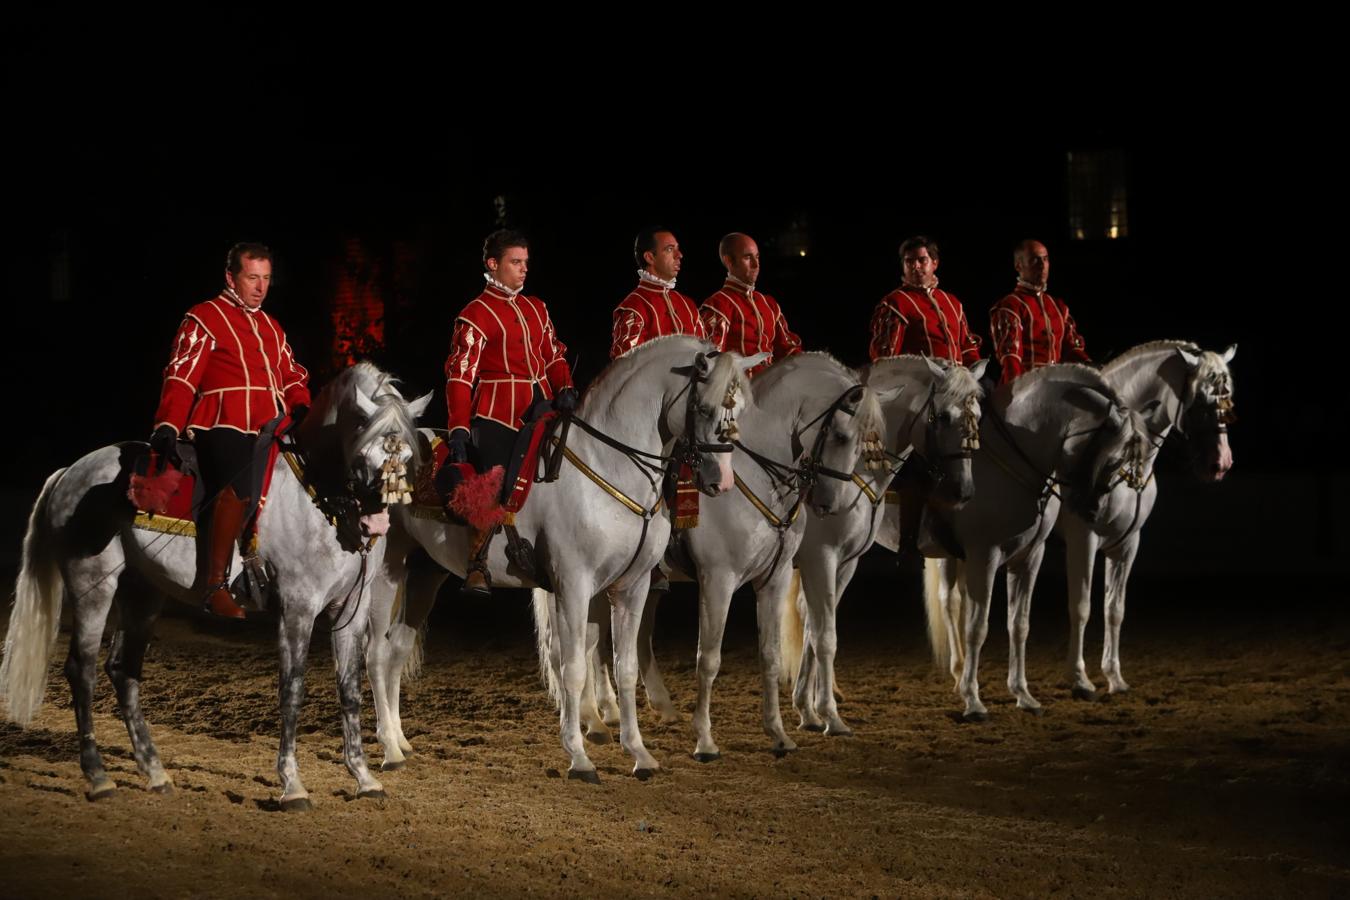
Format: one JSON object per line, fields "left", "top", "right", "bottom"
{"left": 800, "top": 556, "right": 850, "bottom": 736}
{"left": 1063, "top": 519, "right": 1101, "bottom": 700}
{"left": 637, "top": 589, "right": 680, "bottom": 724}
{"left": 793, "top": 606, "right": 823, "bottom": 731}
{"left": 754, "top": 564, "right": 799, "bottom": 755}
{"left": 104, "top": 575, "right": 172, "bottom": 793}
{"left": 609, "top": 580, "right": 661, "bottom": 778}
{"left": 554, "top": 576, "right": 600, "bottom": 781}
{"left": 692, "top": 570, "right": 736, "bottom": 762}
{"left": 1102, "top": 533, "right": 1140, "bottom": 694}
{"left": 63, "top": 558, "right": 119, "bottom": 800}
{"left": 276, "top": 604, "right": 318, "bottom": 810}
{"left": 591, "top": 591, "right": 621, "bottom": 727}
{"left": 956, "top": 555, "right": 996, "bottom": 721}
{"left": 366, "top": 559, "right": 406, "bottom": 769}
{"left": 331, "top": 614, "right": 385, "bottom": 800}
{"left": 372, "top": 551, "right": 446, "bottom": 767}
{"left": 941, "top": 560, "right": 966, "bottom": 687}
{"left": 581, "top": 614, "right": 613, "bottom": 745}
{"left": 1005, "top": 543, "right": 1045, "bottom": 714}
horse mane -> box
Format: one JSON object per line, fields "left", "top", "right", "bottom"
{"left": 1101, "top": 340, "right": 1201, "bottom": 374}
{"left": 589, "top": 334, "right": 715, "bottom": 398}
{"left": 867, "top": 354, "right": 982, "bottom": 407}
{"left": 325, "top": 361, "right": 424, "bottom": 467}
{"left": 757, "top": 351, "right": 884, "bottom": 438}
{"left": 1101, "top": 339, "right": 1233, "bottom": 394}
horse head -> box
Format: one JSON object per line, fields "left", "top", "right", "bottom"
{"left": 1177, "top": 344, "right": 1236, "bottom": 482}
{"left": 675, "top": 349, "right": 766, "bottom": 496}
{"left": 341, "top": 363, "right": 432, "bottom": 537}
{"left": 1058, "top": 381, "right": 1152, "bottom": 524}
{"left": 919, "top": 357, "right": 986, "bottom": 509}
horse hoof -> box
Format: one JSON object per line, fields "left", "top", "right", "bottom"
{"left": 381, "top": 759, "right": 405, "bottom": 772}
{"left": 1071, "top": 686, "right": 1099, "bottom": 702}
{"left": 634, "top": 767, "right": 658, "bottom": 782}
{"left": 357, "top": 788, "right": 387, "bottom": 801}
{"left": 567, "top": 769, "right": 601, "bottom": 785}
{"left": 826, "top": 725, "right": 855, "bottom": 738}
{"left": 798, "top": 722, "right": 825, "bottom": 733}
{"left": 962, "top": 710, "right": 989, "bottom": 723}
{"left": 149, "top": 782, "right": 175, "bottom": 796}
{"left": 1020, "top": 705, "right": 1045, "bottom": 717}
{"left": 692, "top": 752, "right": 721, "bottom": 764}
{"left": 280, "top": 796, "right": 314, "bottom": 812}
{"left": 86, "top": 780, "right": 117, "bottom": 802}
{"left": 584, "top": 730, "right": 612, "bottom": 746}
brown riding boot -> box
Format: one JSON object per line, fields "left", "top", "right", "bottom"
{"left": 461, "top": 524, "right": 496, "bottom": 597}
{"left": 200, "top": 486, "right": 250, "bottom": 619}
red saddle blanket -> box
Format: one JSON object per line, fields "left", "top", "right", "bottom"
{"left": 414, "top": 414, "right": 559, "bottom": 519}
{"left": 130, "top": 441, "right": 285, "bottom": 541}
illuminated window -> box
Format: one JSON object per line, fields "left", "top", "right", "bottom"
{"left": 1067, "top": 149, "right": 1128, "bottom": 240}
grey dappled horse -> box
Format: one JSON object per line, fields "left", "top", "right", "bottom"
{"left": 1, "top": 362, "right": 429, "bottom": 808}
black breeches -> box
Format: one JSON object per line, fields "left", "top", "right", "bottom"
{"left": 470, "top": 418, "right": 519, "bottom": 473}
{"left": 193, "top": 428, "right": 257, "bottom": 500}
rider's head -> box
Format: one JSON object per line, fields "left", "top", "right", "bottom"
{"left": 483, "top": 229, "right": 530, "bottom": 292}
{"left": 635, "top": 226, "right": 682, "bottom": 282}
{"left": 224, "top": 242, "right": 273, "bottom": 310}
{"left": 1014, "top": 239, "right": 1050, "bottom": 290}
{"left": 899, "top": 235, "right": 940, "bottom": 290}
{"left": 718, "top": 232, "right": 760, "bottom": 286}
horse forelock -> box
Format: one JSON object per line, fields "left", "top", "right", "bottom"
{"left": 854, "top": 385, "right": 885, "bottom": 438}
{"left": 935, "top": 362, "right": 982, "bottom": 408}
{"left": 705, "top": 349, "right": 755, "bottom": 409}
{"left": 1195, "top": 349, "right": 1234, "bottom": 392}
{"left": 332, "top": 361, "right": 423, "bottom": 467}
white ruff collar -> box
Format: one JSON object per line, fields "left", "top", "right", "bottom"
{"left": 902, "top": 277, "right": 940, "bottom": 296}
{"left": 637, "top": 269, "right": 677, "bottom": 291}
{"left": 222, "top": 287, "right": 259, "bottom": 312}
{"left": 1016, "top": 278, "right": 1048, "bottom": 295}
{"left": 484, "top": 272, "right": 521, "bottom": 298}
{"left": 725, "top": 273, "right": 757, "bottom": 295}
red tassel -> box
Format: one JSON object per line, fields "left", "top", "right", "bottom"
{"left": 128, "top": 453, "right": 183, "bottom": 514}
{"left": 449, "top": 466, "right": 507, "bottom": 530}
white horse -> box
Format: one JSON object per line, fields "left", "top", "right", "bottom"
{"left": 787, "top": 355, "right": 986, "bottom": 735}
{"left": 0, "top": 362, "right": 430, "bottom": 808}
{"left": 534, "top": 352, "right": 888, "bottom": 761}
{"left": 919, "top": 364, "right": 1153, "bottom": 721}
{"left": 364, "top": 336, "right": 760, "bottom": 781}
{"left": 1054, "top": 342, "right": 1236, "bottom": 698}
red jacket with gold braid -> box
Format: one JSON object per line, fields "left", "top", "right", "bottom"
{"left": 867, "top": 284, "right": 982, "bottom": 365}
{"left": 989, "top": 285, "right": 1090, "bottom": 383}
{"left": 699, "top": 277, "right": 802, "bottom": 377}
{"left": 610, "top": 274, "right": 705, "bottom": 359}
{"left": 445, "top": 282, "right": 574, "bottom": 434}
{"left": 154, "top": 290, "right": 311, "bottom": 436}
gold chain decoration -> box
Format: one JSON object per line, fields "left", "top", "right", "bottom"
{"left": 861, "top": 430, "right": 886, "bottom": 471}
{"left": 718, "top": 381, "right": 741, "bottom": 441}
{"left": 961, "top": 395, "right": 981, "bottom": 452}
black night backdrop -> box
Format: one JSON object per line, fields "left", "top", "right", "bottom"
{"left": 1, "top": 46, "right": 1346, "bottom": 898}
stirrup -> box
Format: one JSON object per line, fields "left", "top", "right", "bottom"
{"left": 461, "top": 562, "right": 492, "bottom": 597}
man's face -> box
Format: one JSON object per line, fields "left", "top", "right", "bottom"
{"left": 1016, "top": 241, "right": 1050, "bottom": 288}
{"left": 902, "top": 247, "right": 939, "bottom": 288}
{"left": 723, "top": 236, "right": 761, "bottom": 285}
{"left": 225, "top": 255, "right": 272, "bottom": 309}
{"left": 487, "top": 246, "right": 529, "bottom": 291}
{"left": 645, "top": 231, "right": 682, "bottom": 281}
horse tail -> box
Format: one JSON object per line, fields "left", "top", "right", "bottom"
{"left": 530, "top": 588, "right": 561, "bottom": 708}
{"left": 1, "top": 468, "right": 68, "bottom": 726}
{"left": 923, "top": 557, "right": 952, "bottom": 674}
{"left": 401, "top": 623, "right": 427, "bottom": 682}
{"left": 778, "top": 569, "right": 805, "bottom": 690}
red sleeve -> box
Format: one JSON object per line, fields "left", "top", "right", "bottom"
{"left": 867, "top": 298, "right": 904, "bottom": 361}
{"left": 277, "top": 329, "right": 311, "bottom": 411}
{"left": 956, "top": 302, "right": 983, "bottom": 367}
{"left": 541, "top": 308, "right": 574, "bottom": 392}
{"left": 153, "top": 314, "right": 213, "bottom": 433}
{"left": 699, "top": 297, "right": 730, "bottom": 351}
{"left": 989, "top": 303, "right": 1025, "bottom": 384}
{"left": 1061, "top": 303, "right": 1090, "bottom": 364}
{"left": 611, "top": 301, "right": 644, "bottom": 359}
{"left": 444, "top": 319, "right": 486, "bottom": 435}
{"left": 771, "top": 299, "right": 803, "bottom": 360}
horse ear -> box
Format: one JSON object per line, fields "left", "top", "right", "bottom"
{"left": 693, "top": 352, "right": 713, "bottom": 379}
{"left": 968, "top": 359, "right": 989, "bottom": 382}
{"left": 737, "top": 351, "right": 771, "bottom": 372}
{"left": 1176, "top": 347, "right": 1202, "bottom": 370}
{"left": 924, "top": 357, "right": 947, "bottom": 380}
{"left": 408, "top": 391, "right": 434, "bottom": 420}
{"left": 1222, "top": 344, "right": 1237, "bottom": 363}
{"left": 354, "top": 386, "right": 379, "bottom": 418}
{"left": 1063, "top": 384, "right": 1114, "bottom": 416}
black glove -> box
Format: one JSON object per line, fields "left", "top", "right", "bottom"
{"left": 553, "top": 387, "right": 579, "bottom": 413}
{"left": 290, "top": 404, "right": 309, "bottom": 426}
{"left": 149, "top": 424, "right": 181, "bottom": 470}
{"left": 447, "top": 430, "right": 470, "bottom": 464}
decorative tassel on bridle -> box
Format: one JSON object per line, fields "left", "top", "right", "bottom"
{"left": 718, "top": 382, "right": 741, "bottom": 441}
{"left": 862, "top": 431, "right": 887, "bottom": 471}
{"left": 379, "top": 435, "right": 413, "bottom": 505}
{"left": 961, "top": 396, "right": 981, "bottom": 452}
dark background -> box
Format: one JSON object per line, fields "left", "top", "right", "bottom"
{"left": 3, "top": 51, "right": 1344, "bottom": 600}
